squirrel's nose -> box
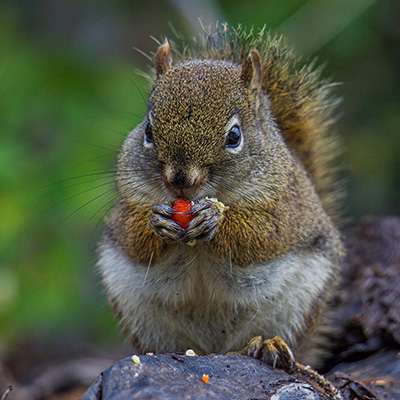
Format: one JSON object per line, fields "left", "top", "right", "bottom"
{"left": 163, "top": 166, "right": 202, "bottom": 192}
{"left": 171, "top": 169, "right": 192, "bottom": 189}
{"left": 163, "top": 165, "right": 206, "bottom": 199}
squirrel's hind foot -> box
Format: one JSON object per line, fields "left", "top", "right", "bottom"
{"left": 239, "top": 335, "right": 295, "bottom": 371}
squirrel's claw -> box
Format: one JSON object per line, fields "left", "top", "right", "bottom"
{"left": 183, "top": 198, "right": 224, "bottom": 242}
{"left": 149, "top": 204, "right": 186, "bottom": 241}
{"left": 240, "top": 335, "right": 295, "bottom": 371}
{"left": 151, "top": 203, "right": 174, "bottom": 217}
{"left": 189, "top": 199, "right": 213, "bottom": 214}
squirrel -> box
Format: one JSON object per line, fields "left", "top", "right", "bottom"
{"left": 97, "top": 24, "right": 344, "bottom": 368}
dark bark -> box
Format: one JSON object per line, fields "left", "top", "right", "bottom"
{"left": 80, "top": 353, "right": 326, "bottom": 400}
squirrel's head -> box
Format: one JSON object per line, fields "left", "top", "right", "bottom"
{"left": 118, "top": 40, "right": 288, "bottom": 205}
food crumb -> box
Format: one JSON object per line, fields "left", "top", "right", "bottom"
{"left": 185, "top": 349, "right": 196, "bottom": 356}
{"left": 202, "top": 374, "right": 209, "bottom": 383}
{"left": 131, "top": 355, "right": 141, "bottom": 364}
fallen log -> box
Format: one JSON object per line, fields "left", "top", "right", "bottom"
{"left": 81, "top": 353, "right": 335, "bottom": 400}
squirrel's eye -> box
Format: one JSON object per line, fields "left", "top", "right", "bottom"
{"left": 225, "top": 125, "right": 242, "bottom": 149}
{"left": 144, "top": 122, "right": 154, "bottom": 145}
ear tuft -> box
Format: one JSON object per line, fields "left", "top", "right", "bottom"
{"left": 241, "top": 49, "right": 263, "bottom": 90}
{"left": 154, "top": 40, "right": 172, "bottom": 78}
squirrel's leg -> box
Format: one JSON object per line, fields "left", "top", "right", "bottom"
{"left": 238, "top": 335, "right": 295, "bottom": 371}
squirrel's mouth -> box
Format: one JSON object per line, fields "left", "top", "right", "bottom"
{"left": 163, "top": 181, "right": 204, "bottom": 202}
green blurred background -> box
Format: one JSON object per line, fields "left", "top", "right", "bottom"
{"left": 1, "top": 0, "right": 399, "bottom": 356}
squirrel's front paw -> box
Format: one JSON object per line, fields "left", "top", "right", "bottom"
{"left": 183, "top": 198, "right": 226, "bottom": 242}
{"left": 149, "top": 204, "right": 186, "bottom": 242}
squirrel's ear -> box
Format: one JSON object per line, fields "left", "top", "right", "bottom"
{"left": 154, "top": 40, "right": 172, "bottom": 78}
{"left": 241, "top": 49, "right": 263, "bottom": 90}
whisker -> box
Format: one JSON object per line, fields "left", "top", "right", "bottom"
{"left": 108, "top": 110, "right": 146, "bottom": 120}
{"left": 117, "top": 177, "right": 162, "bottom": 196}
{"left": 212, "top": 173, "right": 321, "bottom": 208}
{"left": 89, "top": 191, "right": 118, "bottom": 222}
{"left": 142, "top": 251, "right": 154, "bottom": 287}
{"left": 153, "top": 185, "right": 169, "bottom": 203}
{"left": 45, "top": 177, "right": 116, "bottom": 195}
{"left": 210, "top": 176, "right": 254, "bottom": 204}
{"left": 90, "top": 193, "right": 120, "bottom": 242}
{"left": 31, "top": 180, "right": 118, "bottom": 223}
{"left": 176, "top": 252, "right": 199, "bottom": 280}
{"left": 118, "top": 174, "right": 163, "bottom": 196}
{"left": 90, "top": 123, "right": 129, "bottom": 138}
{"left": 68, "top": 139, "right": 121, "bottom": 153}
{"left": 204, "top": 180, "right": 229, "bottom": 204}
{"left": 55, "top": 187, "right": 117, "bottom": 227}
{"left": 61, "top": 153, "right": 118, "bottom": 171}
{"left": 129, "top": 77, "right": 149, "bottom": 109}
{"left": 247, "top": 308, "right": 259, "bottom": 325}
{"left": 41, "top": 170, "right": 118, "bottom": 189}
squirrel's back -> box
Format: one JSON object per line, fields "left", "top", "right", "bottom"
{"left": 162, "top": 24, "right": 342, "bottom": 222}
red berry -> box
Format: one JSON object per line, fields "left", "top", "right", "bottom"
{"left": 171, "top": 199, "right": 193, "bottom": 229}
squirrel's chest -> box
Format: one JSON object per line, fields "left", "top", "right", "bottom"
{"left": 142, "top": 245, "right": 236, "bottom": 303}
{"left": 100, "top": 240, "right": 267, "bottom": 309}
{"left": 100, "top": 239, "right": 330, "bottom": 309}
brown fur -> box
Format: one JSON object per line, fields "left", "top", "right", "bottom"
{"left": 106, "top": 201, "right": 167, "bottom": 264}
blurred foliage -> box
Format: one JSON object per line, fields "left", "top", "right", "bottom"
{"left": 0, "top": 0, "right": 399, "bottom": 354}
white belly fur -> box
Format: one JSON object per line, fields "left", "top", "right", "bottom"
{"left": 97, "top": 240, "right": 335, "bottom": 354}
